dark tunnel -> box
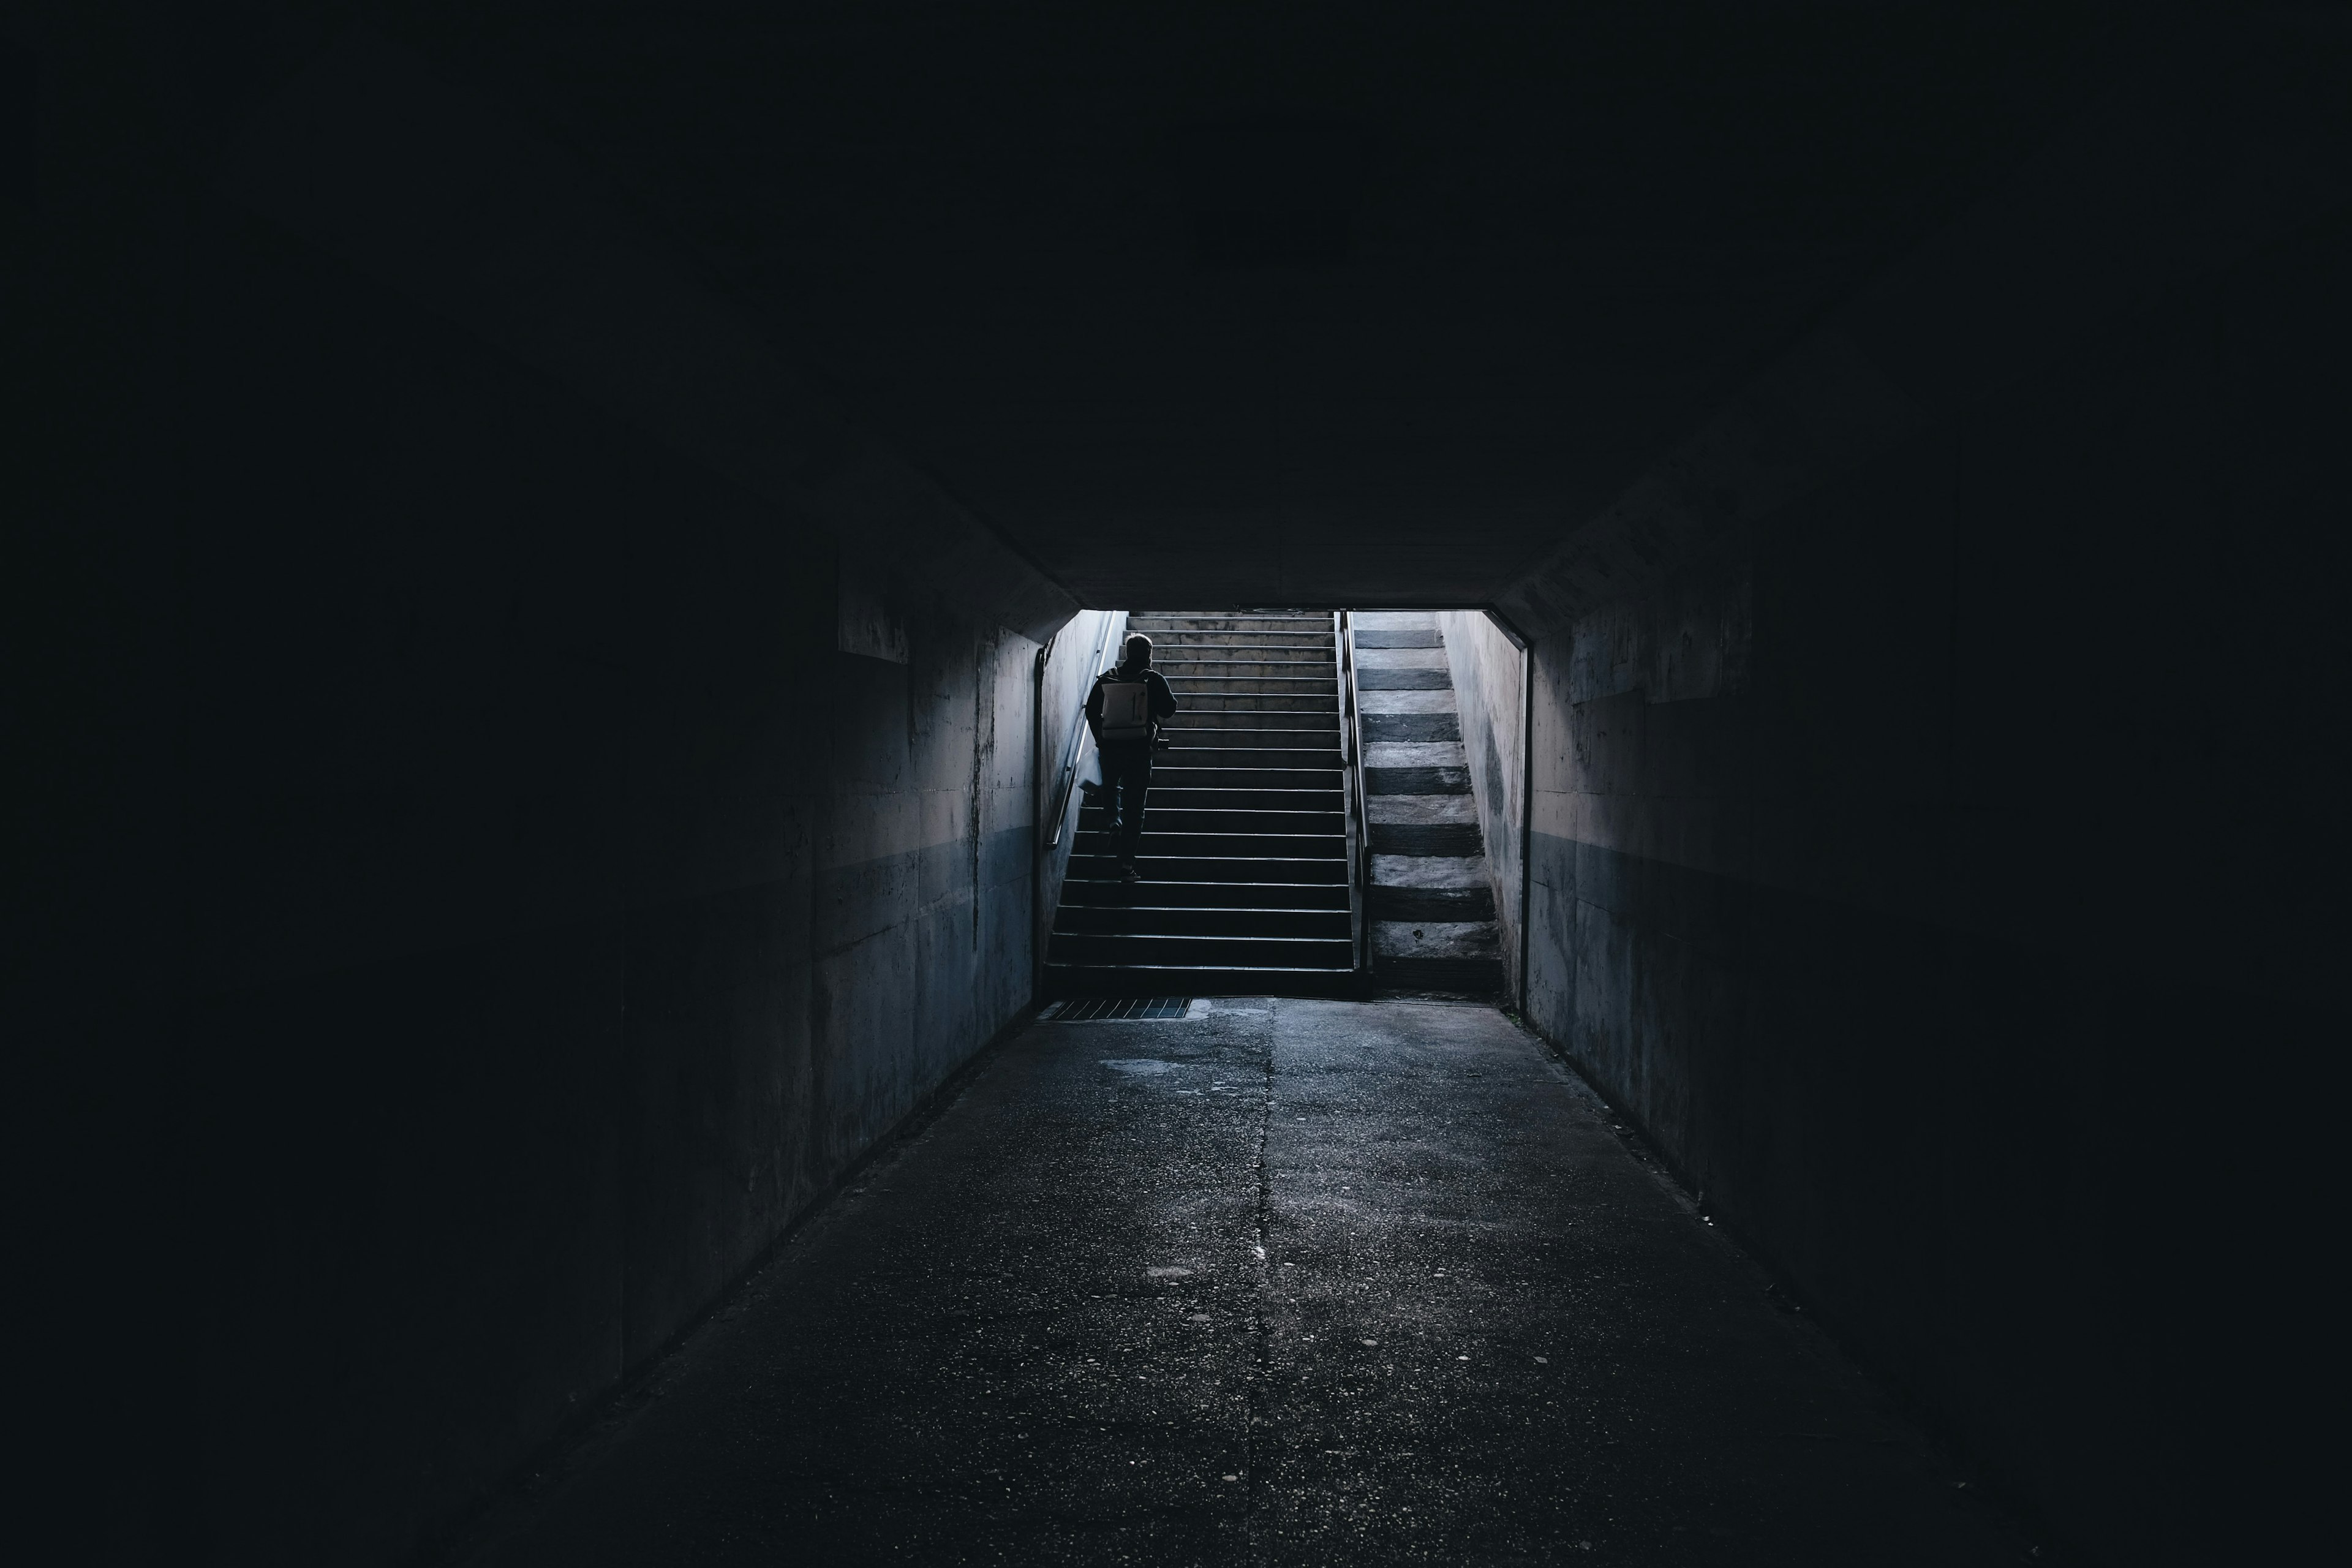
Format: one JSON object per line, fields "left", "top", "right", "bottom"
{"left": 6, "top": 4, "right": 2346, "bottom": 1564}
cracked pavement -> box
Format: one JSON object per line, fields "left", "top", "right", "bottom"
{"left": 454, "top": 998, "right": 2026, "bottom": 1566}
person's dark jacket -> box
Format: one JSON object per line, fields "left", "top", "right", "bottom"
{"left": 1085, "top": 662, "right": 1177, "bottom": 747}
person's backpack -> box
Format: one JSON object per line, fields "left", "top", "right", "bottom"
{"left": 1096, "top": 670, "right": 1155, "bottom": 744}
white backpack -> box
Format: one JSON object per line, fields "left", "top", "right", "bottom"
{"left": 1097, "top": 673, "right": 1154, "bottom": 743}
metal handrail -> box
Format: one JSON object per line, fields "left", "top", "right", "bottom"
{"left": 1338, "top": 609, "right": 1373, "bottom": 984}
{"left": 1045, "top": 612, "right": 1121, "bottom": 848}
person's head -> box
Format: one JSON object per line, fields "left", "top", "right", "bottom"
{"left": 1121, "top": 633, "right": 1153, "bottom": 669}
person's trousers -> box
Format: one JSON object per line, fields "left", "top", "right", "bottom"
{"left": 1099, "top": 744, "right": 1152, "bottom": 862}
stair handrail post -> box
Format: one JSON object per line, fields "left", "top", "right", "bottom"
{"left": 1338, "top": 609, "right": 1372, "bottom": 989}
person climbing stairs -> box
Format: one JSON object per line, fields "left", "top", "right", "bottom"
{"left": 1045, "top": 612, "right": 1355, "bottom": 996}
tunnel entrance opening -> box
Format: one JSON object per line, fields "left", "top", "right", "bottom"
{"left": 1039, "top": 610, "right": 1519, "bottom": 1006}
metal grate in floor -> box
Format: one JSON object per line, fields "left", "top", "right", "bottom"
{"left": 1041, "top": 997, "right": 1193, "bottom": 1022}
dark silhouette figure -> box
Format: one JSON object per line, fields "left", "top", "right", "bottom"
{"left": 1084, "top": 632, "right": 1178, "bottom": 881}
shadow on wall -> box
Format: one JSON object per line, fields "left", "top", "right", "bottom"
{"left": 1434, "top": 611, "right": 1528, "bottom": 1001}
{"left": 167, "top": 307, "right": 1061, "bottom": 1558}
{"left": 1446, "top": 29, "right": 2351, "bottom": 1559}
{"left": 17, "top": 27, "right": 1095, "bottom": 1566}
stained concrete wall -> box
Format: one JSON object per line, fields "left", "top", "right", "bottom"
{"left": 171, "top": 212, "right": 1054, "bottom": 1568}
{"left": 1468, "top": 21, "right": 2350, "bottom": 1564}
{"left": 1433, "top": 612, "right": 1526, "bottom": 1001}
{"left": 9, "top": 23, "right": 1080, "bottom": 1564}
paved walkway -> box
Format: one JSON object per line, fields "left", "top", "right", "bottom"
{"left": 458, "top": 1000, "right": 2022, "bottom": 1566}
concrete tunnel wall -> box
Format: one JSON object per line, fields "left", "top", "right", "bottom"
{"left": 11, "top": 13, "right": 2346, "bottom": 1566}
{"left": 1444, "top": 26, "right": 2351, "bottom": 1563}
{"left": 1433, "top": 611, "right": 1528, "bottom": 1003}
{"left": 6, "top": 26, "right": 1122, "bottom": 1564}
{"left": 162, "top": 204, "right": 1109, "bottom": 1562}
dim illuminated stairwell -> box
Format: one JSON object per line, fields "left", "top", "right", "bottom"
{"left": 1351, "top": 611, "right": 1506, "bottom": 994}
{"left": 1043, "top": 612, "right": 1359, "bottom": 996}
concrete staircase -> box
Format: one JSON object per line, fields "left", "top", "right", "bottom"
{"left": 1044, "top": 612, "right": 1357, "bottom": 996}
{"left": 1355, "top": 611, "right": 1506, "bottom": 994}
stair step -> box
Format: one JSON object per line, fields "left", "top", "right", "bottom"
{"left": 1161, "top": 668, "right": 1336, "bottom": 682}
{"left": 1142, "top": 645, "right": 1333, "bottom": 658}
{"left": 1356, "top": 668, "right": 1452, "bottom": 691}
{"left": 1161, "top": 714, "right": 1345, "bottom": 733}
{"left": 1128, "top": 619, "right": 1330, "bottom": 635}
{"left": 1067, "top": 853, "right": 1346, "bottom": 884}
{"left": 1140, "top": 787, "right": 1343, "bottom": 811}
{"left": 1362, "top": 712, "right": 1461, "bottom": 742}
{"left": 1161, "top": 691, "right": 1345, "bottom": 710}
{"left": 1148, "top": 766, "right": 1343, "bottom": 790}
{"left": 1158, "top": 658, "right": 1336, "bottom": 676}
{"left": 1131, "top": 639, "right": 1331, "bottom": 649}
{"left": 1055, "top": 905, "right": 1351, "bottom": 938}
{"left": 1365, "top": 765, "right": 1470, "bottom": 793}
{"left": 1368, "top": 884, "right": 1496, "bottom": 921}
{"left": 1059, "top": 878, "right": 1349, "bottom": 910}
{"left": 1050, "top": 932, "right": 1354, "bottom": 968}
{"left": 1161, "top": 672, "right": 1345, "bottom": 691}
{"left": 1368, "top": 822, "right": 1485, "bottom": 856}
{"left": 1073, "top": 829, "right": 1346, "bottom": 859}
{"left": 1080, "top": 805, "right": 1346, "bottom": 835}
{"left": 1129, "top": 625, "right": 1336, "bottom": 639}
{"left": 1156, "top": 750, "right": 1343, "bottom": 772}
{"left": 1162, "top": 730, "right": 1341, "bottom": 751}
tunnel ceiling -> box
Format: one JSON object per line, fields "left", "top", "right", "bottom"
{"left": 382, "top": 1, "right": 2122, "bottom": 611}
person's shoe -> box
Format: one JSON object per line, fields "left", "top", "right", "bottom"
{"left": 1078, "top": 778, "right": 1103, "bottom": 799}
{"left": 1119, "top": 862, "right": 1142, "bottom": 884}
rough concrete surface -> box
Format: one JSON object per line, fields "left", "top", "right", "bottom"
{"left": 18, "top": 13, "right": 2340, "bottom": 1567}
{"left": 1366, "top": 796, "right": 1477, "bottom": 824}
{"left": 453, "top": 1000, "right": 2024, "bottom": 1567}
{"left": 1357, "top": 613, "right": 1504, "bottom": 992}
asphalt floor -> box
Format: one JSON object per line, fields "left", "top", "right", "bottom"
{"left": 453, "top": 998, "right": 2030, "bottom": 1566}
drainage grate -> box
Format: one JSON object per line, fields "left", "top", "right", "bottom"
{"left": 1042, "top": 997, "right": 1193, "bottom": 1022}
